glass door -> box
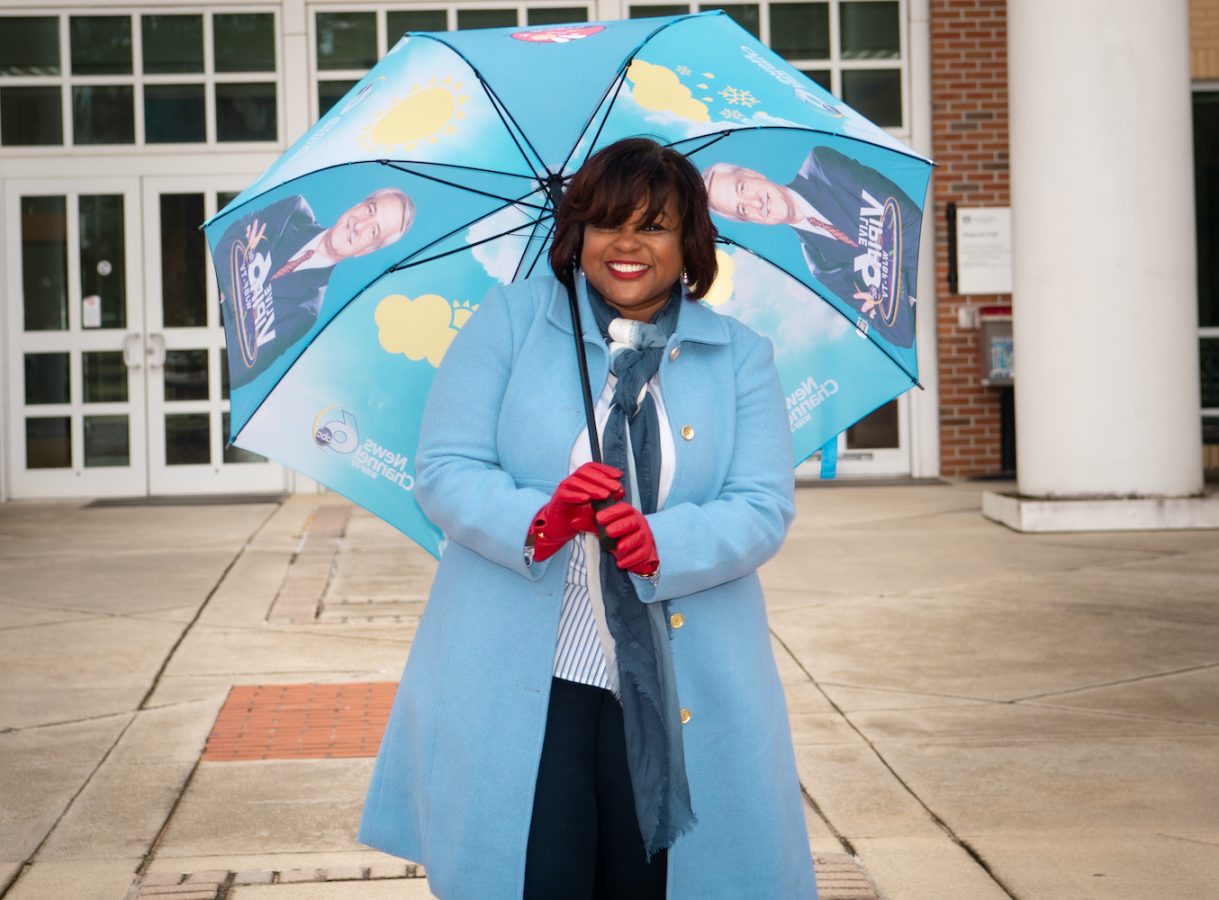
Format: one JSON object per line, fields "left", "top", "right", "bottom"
{"left": 142, "top": 176, "right": 285, "bottom": 494}
{"left": 5, "top": 177, "right": 286, "bottom": 498}
{"left": 5, "top": 179, "right": 148, "bottom": 497}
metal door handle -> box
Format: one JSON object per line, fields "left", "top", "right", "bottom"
{"left": 147, "top": 332, "right": 167, "bottom": 369}
{"left": 122, "top": 332, "right": 143, "bottom": 369}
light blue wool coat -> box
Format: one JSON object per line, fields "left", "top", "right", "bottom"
{"left": 358, "top": 275, "right": 817, "bottom": 899}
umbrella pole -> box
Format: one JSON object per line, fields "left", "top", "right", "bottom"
{"left": 565, "top": 278, "right": 603, "bottom": 464}
{"left": 564, "top": 278, "right": 618, "bottom": 552}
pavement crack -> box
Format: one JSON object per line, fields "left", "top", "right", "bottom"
{"left": 135, "top": 503, "right": 283, "bottom": 713}
{"left": 1018, "top": 699, "right": 1219, "bottom": 729}
{"left": 190, "top": 621, "right": 416, "bottom": 646}
{"left": 799, "top": 782, "right": 857, "bottom": 857}
{"left": 132, "top": 503, "right": 284, "bottom": 877}
{"left": 0, "top": 597, "right": 111, "bottom": 617}
{"left": 0, "top": 713, "right": 138, "bottom": 900}
{"left": 0, "top": 864, "right": 24, "bottom": 897}
{"left": 0, "top": 614, "right": 110, "bottom": 633}
{"left": 1010, "top": 661, "right": 1219, "bottom": 703}
{"left": 136, "top": 756, "right": 205, "bottom": 878}
{"left": 1, "top": 709, "right": 134, "bottom": 734}
{"left": 816, "top": 680, "right": 1002, "bottom": 706}
{"left": 1156, "top": 832, "right": 1219, "bottom": 848}
{"left": 771, "top": 628, "right": 1022, "bottom": 900}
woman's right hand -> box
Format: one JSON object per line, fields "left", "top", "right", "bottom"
{"left": 529, "top": 463, "right": 624, "bottom": 561}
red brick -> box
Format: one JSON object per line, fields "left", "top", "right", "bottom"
{"left": 204, "top": 682, "right": 396, "bottom": 761}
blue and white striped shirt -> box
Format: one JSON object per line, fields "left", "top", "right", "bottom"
{"left": 552, "top": 536, "right": 611, "bottom": 686}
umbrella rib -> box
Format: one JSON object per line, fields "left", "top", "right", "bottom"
{"left": 482, "top": 82, "right": 550, "bottom": 176}
{"left": 378, "top": 159, "right": 541, "bottom": 181}
{"left": 509, "top": 214, "right": 553, "bottom": 279}
{"left": 391, "top": 191, "right": 546, "bottom": 270}
{"left": 380, "top": 161, "right": 550, "bottom": 211}
{"left": 559, "top": 66, "right": 629, "bottom": 176}
{"left": 414, "top": 33, "right": 549, "bottom": 180}
{"left": 716, "top": 236, "right": 921, "bottom": 388}
{"left": 557, "top": 12, "right": 706, "bottom": 176}
{"left": 391, "top": 213, "right": 555, "bottom": 273}
{"left": 518, "top": 220, "right": 558, "bottom": 281}
{"left": 202, "top": 159, "right": 537, "bottom": 228}
{"left": 669, "top": 124, "right": 936, "bottom": 168}
{"left": 667, "top": 130, "right": 731, "bottom": 158}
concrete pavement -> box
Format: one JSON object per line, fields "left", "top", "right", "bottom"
{"left": 1, "top": 481, "right": 1216, "bottom": 899}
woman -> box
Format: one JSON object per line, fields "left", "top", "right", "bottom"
{"left": 359, "top": 138, "right": 816, "bottom": 899}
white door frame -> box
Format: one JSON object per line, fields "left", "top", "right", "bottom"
{"left": 141, "top": 175, "right": 287, "bottom": 494}
{"left": 4, "top": 177, "right": 148, "bottom": 498}
{"left": 3, "top": 175, "right": 288, "bottom": 498}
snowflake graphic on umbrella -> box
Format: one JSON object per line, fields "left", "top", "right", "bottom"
{"left": 719, "top": 85, "right": 759, "bottom": 108}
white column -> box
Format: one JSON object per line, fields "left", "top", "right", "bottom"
{"left": 908, "top": 0, "right": 940, "bottom": 478}
{"left": 1006, "top": 0, "right": 1202, "bottom": 499}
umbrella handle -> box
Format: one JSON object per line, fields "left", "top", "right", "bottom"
{"left": 564, "top": 278, "right": 618, "bottom": 554}
{"left": 591, "top": 497, "right": 617, "bottom": 553}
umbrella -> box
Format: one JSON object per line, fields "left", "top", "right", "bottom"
{"left": 204, "top": 10, "right": 933, "bottom": 557}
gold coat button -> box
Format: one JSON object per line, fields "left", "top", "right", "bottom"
{"left": 680, "top": 707, "right": 692, "bottom": 725}
{"left": 669, "top": 612, "right": 685, "bottom": 629}
{"left": 669, "top": 346, "right": 681, "bottom": 361}
{"left": 680, "top": 425, "right": 694, "bottom": 441}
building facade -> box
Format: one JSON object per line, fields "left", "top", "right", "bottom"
{"left": 932, "top": 0, "right": 1217, "bottom": 480}
{"left": 0, "top": 0, "right": 1209, "bottom": 500}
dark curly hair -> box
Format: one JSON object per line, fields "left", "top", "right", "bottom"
{"left": 549, "top": 138, "right": 718, "bottom": 299}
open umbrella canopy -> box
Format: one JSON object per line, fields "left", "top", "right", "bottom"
{"left": 204, "top": 11, "right": 933, "bottom": 557}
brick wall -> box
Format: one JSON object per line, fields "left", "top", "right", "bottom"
{"left": 930, "top": 0, "right": 1010, "bottom": 476}
{"left": 1193, "top": 0, "right": 1219, "bottom": 77}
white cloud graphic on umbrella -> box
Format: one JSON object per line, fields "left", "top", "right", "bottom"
{"left": 466, "top": 203, "right": 540, "bottom": 284}
{"left": 706, "top": 248, "right": 849, "bottom": 358}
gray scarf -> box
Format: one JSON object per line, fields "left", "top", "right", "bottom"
{"left": 587, "top": 282, "right": 695, "bottom": 855}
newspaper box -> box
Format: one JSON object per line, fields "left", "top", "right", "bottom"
{"left": 978, "top": 305, "right": 1013, "bottom": 386}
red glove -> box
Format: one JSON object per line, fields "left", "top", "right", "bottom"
{"left": 529, "top": 463, "right": 624, "bottom": 562}
{"left": 596, "top": 502, "right": 659, "bottom": 577}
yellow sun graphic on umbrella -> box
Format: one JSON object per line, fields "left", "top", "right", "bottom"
{"left": 702, "top": 249, "right": 735, "bottom": 306}
{"left": 358, "top": 77, "right": 470, "bottom": 153}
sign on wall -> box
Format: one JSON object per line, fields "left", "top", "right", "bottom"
{"left": 955, "top": 207, "right": 1012, "bottom": 295}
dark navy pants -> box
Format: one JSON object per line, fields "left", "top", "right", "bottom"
{"left": 524, "top": 677, "right": 668, "bottom": 899}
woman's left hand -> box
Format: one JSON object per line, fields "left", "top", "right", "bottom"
{"left": 595, "top": 502, "right": 659, "bottom": 577}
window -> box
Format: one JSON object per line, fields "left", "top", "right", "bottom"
{"left": 313, "top": 5, "right": 593, "bottom": 118}
{"left": 0, "top": 11, "right": 279, "bottom": 148}
{"left": 628, "top": 0, "right": 906, "bottom": 129}
{"left": 1193, "top": 89, "right": 1219, "bottom": 473}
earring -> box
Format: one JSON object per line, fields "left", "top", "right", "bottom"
{"left": 680, "top": 268, "right": 689, "bottom": 287}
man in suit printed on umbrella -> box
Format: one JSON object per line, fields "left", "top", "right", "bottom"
{"left": 218, "top": 187, "right": 415, "bottom": 388}
{"left": 702, "top": 147, "right": 922, "bottom": 348}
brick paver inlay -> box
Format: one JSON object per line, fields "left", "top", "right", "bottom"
{"left": 203, "top": 682, "right": 396, "bottom": 761}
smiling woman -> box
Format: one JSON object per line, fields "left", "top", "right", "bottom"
{"left": 359, "top": 137, "right": 816, "bottom": 899}
{"left": 579, "top": 199, "right": 685, "bottom": 322}
{"left": 549, "top": 137, "right": 718, "bottom": 311}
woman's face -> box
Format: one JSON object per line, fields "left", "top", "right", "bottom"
{"left": 580, "top": 196, "right": 684, "bottom": 323}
